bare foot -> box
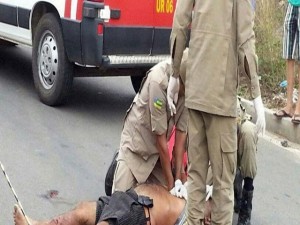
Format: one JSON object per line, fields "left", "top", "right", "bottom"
{"left": 13, "top": 205, "right": 34, "bottom": 225}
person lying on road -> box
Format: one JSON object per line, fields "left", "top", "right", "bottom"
{"left": 13, "top": 183, "right": 213, "bottom": 225}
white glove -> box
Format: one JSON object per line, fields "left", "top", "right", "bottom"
{"left": 167, "top": 76, "right": 180, "bottom": 116}
{"left": 206, "top": 185, "right": 213, "bottom": 201}
{"left": 170, "top": 179, "right": 188, "bottom": 200}
{"left": 253, "top": 96, "right": 266, "bottom": 135}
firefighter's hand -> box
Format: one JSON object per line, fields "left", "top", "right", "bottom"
{"left": 253, "top": 95, "right": 266, "bottom": 135}
{"left": 167, "top": 76, "right": 179, "bottom": 116}
{"left": 170, "top": 179, "right": 187, "bottom": 200}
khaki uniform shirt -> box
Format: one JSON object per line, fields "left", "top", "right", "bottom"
{"left": 118, "top": 60, "right": 188, "bottom": 183}
{"left": 170, "top": 0, "right": 261, "bottom": 117}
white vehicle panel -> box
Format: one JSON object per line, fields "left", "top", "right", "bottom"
{"left": 0, "top": 0, "right": 67, "bottom": 45}
{"left": 0, "top": 23, "right": 31, "bottom": 45}
{"left": 0, "top": 0, "right": 65, "bottom": 14}
{"left": 71, "top": 0, "right": 77, "bottom": 20}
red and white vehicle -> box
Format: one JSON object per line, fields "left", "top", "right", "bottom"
{"left": 0, "top": 0, "right": 175, "bottom": 105}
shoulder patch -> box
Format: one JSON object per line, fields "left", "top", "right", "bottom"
{"left": 154, "top": 98, "right": 163, "bottom": 110}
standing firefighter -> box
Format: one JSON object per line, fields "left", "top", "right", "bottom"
{"left": 167, "top": 0, "right": 266, "bottom": 224}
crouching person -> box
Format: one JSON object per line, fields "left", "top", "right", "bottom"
{"left": 113, "top": 51, "right": 189, "bottom": 193}
{"left": 234, "top": 97, "right": 259, "bottom": 225}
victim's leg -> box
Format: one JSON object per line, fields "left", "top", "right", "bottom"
{"left": 14, "top": 201, "right": 97, "bottom": 225}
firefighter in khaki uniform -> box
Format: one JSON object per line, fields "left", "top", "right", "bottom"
{"left": 234, "top": 98, "right": 258, "bottom": 225}
{"left": 112, "top": 56, "right": 188, "bottom": 194}
{"left": 167, "top": 0, "right": 266, "bottom": 225}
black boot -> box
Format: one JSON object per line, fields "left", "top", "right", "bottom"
{"left": 237, "top": 189, "right": 253, "bottom": 225}
{"left": 234, "top": 168, "right": 243, "bottom": 213}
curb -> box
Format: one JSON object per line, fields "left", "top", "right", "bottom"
{"left": 241, "top": 98, "right": 300, "bottom": 145}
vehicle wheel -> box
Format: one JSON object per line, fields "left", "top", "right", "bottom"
{"left": 130, "top": 74, "right": 146, "bottom": 93}
{"left": 32, "top": 13, "right": 73, "bottom": 106}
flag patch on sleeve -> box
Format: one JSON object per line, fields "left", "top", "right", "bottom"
{"left": 154, "top": 98, "right": 163, "bottom": 109}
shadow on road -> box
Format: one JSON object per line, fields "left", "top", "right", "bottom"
{"left": 0, "top": 45, "right": 33, "bottom": 85}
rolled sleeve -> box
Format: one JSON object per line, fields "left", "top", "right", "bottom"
{"left": 170, "top": 0, "right": 194, "bottom": 78}
{"left": 237, "top": 0, "right": 261, "bottom": 99}
{"left": 149, "top": 81, "right": 168, "bottom": 135}
{"left": 174, "top": 98, "right": 188, "bottom": 132}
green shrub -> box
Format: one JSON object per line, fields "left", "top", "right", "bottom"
{"left": 256, "top": 1, "right": 286, "bottom": 89}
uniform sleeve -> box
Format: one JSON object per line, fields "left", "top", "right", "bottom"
{"left": 149, "top": 81, "right": 168, "bottom": 135}
{"left": 237, "top": 0, "right": 261, "bottom": 99}
{"left": 170, "top": 0, "right": 194, "bottom": 78}
{"left": 174, "top": 97, "right": 188, "bottom": 133}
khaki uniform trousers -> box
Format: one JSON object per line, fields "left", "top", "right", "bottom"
{"left": 186, "top": 109, "right": 237, "bottom": 225}
{"left": 112, "top": 159, "right": 166, "bottom": 192}
{"left": 237, "top": 120, "right": 258, "bottom": 179}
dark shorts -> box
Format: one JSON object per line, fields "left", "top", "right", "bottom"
{"left": 95, "top": 189, "right": 151, "bottom": 225}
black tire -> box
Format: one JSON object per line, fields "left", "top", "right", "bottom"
{"left": 104, "top": 150, "right": 119, "bottom": 196}
{"left": 130, "top": 74, "right": 146, "bottom": 93}
{"left": 32, "top": 13, "right": 73, "bottom": 106}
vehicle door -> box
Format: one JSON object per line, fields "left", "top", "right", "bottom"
{"left": 0, "top": 0, "right": 37, "bottom": 45}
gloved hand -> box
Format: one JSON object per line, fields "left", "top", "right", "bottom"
{"left": 206, "top": 185, "right": 213, "bottom": 201}
{"left": 253, "top": 95, "right": 266, "bottom": 135}
{"left": 170, "top": 179, "right": 188, "bottom": 200}
{"left": 167, "top": 76, "right": 180, "bottom": 116}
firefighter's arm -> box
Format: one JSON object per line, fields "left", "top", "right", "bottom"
{"left": 170, "top": 140, "right": 188, "bottom": 200}
{"left": 167, "top": 0, "right": 193, "bottom": 115}
{"left": 173, "top": 99, "right": 188, "bottom": 181}
{"left": 170, "top": 0, "right": 194, "bottom": 78}
{"left": 169, "top": 102, "right": 188, "bottom": 199}
{"left": 237, "top": 0, "right": 261, "bottom": 100}
{"left": 174, "top": 129, "right": 187, "bottom": 182}
{"left": 156, "top": 134, "right": 174, "bottom": 191}
{"left": 237, "top": 0, "right": 265, "bottom": 135}
{"left": 149, "top": 80, "right": 174, "bottom": 190}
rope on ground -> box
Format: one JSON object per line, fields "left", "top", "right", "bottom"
{"left": 0, "top": 161, "right": 32, "bottom": 225}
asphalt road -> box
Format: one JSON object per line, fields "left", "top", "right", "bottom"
{"left": 0, "top": 46, "right": 300, "bottom": 225}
